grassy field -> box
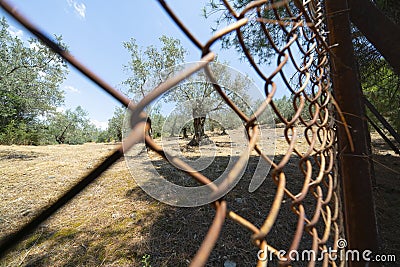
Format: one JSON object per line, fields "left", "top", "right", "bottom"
{"left": 0, "top": 131, "right": 399, "bottom": 266}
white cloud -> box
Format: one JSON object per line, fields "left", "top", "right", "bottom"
{"left": 91, "top": 119, "right": 108, "bottom": 130}
{"left": 8, "top": 25, "right": 23, "bottom": 39}
{"left": 67, "top": 0, "right": 86, "bottom": 19}
{"left": 64, "top": 85, "right": 81, "bottom": 94}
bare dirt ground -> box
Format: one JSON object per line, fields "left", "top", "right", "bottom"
{"left": 369, "top": 132, "right": 400, "bottom": 266}
{"left": 0, "top": 130, "right": 399, "bottom": 266}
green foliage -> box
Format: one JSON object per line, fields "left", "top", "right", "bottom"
{"left": 0, "top": 16, "right": 69, "bottom": 144}
{"left": 121, "top": 35, "right": 185, "bottom": 140}
{"left": 96, "top": 129, "right": 110, "bottom": 143}
{"left": 163, "top": 61, "right": 252, "bottom": 144}
{"left": 351, "top": 0, "right": 400, "bottom": 132}
{"left": 0, "top": 120, "right": 28, "bottom": 145}
{"left": 47, "top": 106, "right": 100, "bottom": 145}
{"left": 102, "top": 105, "right": 166, "bottom": 142}
{"left": 149, "top": 105, "right": 166, "bottom": 138}
{"left": 122, "top": 34, "right": 254, "bottom": 143}
{"left": 361, "top": 61, "right": 400, "bottom": 132}
{"left": 252, "top": 99, "right": 275, "bottom": 126}
{"left": 205, "top": 1, "right": 400, "bottom": 133}
{"left": 272, "top": 95, "right": 295, "bottom": 123}
{"left": 0, "top": 17, "right": 103, "bottom": 145}
{"left": 123, "top": 35, "right": 186, "bottom": 101}
{"left": 105, "top": 107, "right": 125, "bottom": 142}
{"left": 204, "top": 0, "right": 297, "bottom": 64}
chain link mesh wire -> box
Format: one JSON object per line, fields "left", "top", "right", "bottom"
{"left": 0, "top": 0, "right": 348, "bottom": 266}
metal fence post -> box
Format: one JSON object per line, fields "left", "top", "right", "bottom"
{"left": 325, "top": 0, "right": 380, "bottom": 266}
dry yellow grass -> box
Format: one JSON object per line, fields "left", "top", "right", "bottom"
{"left": 0, "top": 143, "right": 160, "bottom": 266}
{"left": 0, "top": 130, "right": 399, "bottom": 266}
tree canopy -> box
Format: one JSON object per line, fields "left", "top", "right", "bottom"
{"left": 0, "top": 17, "right": 68, "bottom": 127}
{"left": 122, "top": 35, "right": 186, "bottom": 102}
{"left": 0, "top": 17, "right": 71, "bottom": 144}
{"left": 351, "top": 0, "right": 400, "bottom": 132}
{"left": 0, "top": 17, "right": 103, "bottom": 145}
{"left": 205, "top": 0, "right": 400, "bottom": 132}
{"left": 162, "top": 61, "right": 252, "bottom": 145}
{"left": 349, "top": 0, "right": 400, "bottom": 75}
{"left": 47, "top": 106, "right": 100, "bottom": 145}
{"left": 122, "top": 35, "right": 254, "bottom": 146}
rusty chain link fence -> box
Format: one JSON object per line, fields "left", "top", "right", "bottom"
{"left": 0, "top": 0, "right": 361, "bottom": 266}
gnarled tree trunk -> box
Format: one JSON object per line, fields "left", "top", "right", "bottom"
{"left": 188, "top": 116, "right": 206, "bottom": 146}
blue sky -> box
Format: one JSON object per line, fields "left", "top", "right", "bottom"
{"left": 1, "top": 0, "right": 286, "bottom": 129}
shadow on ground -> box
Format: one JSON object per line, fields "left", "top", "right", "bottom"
{"left": 1, "top": 145, "right": 399, "bottom": 266}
